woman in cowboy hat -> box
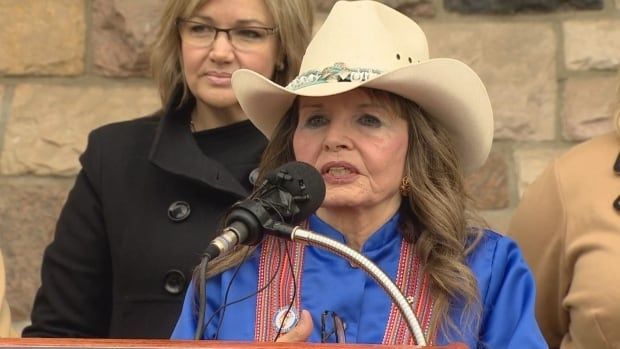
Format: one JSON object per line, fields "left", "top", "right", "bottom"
{"left": 172, "top": 1, "right": 547, "bottom": 347}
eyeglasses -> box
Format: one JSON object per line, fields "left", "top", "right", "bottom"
{"left": 177, "top": 19, "right": 277, "bottom": 51}
{"left": 320, "top": 310, "right": 346, "bottom": 343}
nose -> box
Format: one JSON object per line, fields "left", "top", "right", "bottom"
{"left": 208, "top": 32, "right": 235, "bottom": 63}
{"left": 323, "top": 122, "right": 352, "bottom": 152}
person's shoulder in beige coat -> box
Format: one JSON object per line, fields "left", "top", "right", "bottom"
{"left": 507, "top": 113, "right": 620, "bottom": 348}
{"left": 1, "top": 249, "right": 16, "bottom": 337}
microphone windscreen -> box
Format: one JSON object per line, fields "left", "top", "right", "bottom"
{"left": 268, "top": 161, "right": 325, "bottom": 224}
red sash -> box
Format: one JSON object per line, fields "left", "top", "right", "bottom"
{"left": 254, "top": 234, "right": 436, "bottom": 344}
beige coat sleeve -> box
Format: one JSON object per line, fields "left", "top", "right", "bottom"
{"left": 508, "top": 133, "right": 620, "bottom": 349}
{"left": 0, "top": 250, "right": 16, "bottom": 338}
{"left": 507, "top": 162, "right": 569, "bottom": 348}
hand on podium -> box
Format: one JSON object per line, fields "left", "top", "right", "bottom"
{"left": 275, "top": 310, "right": 314, "bottom": 343}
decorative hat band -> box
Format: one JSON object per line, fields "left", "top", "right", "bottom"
{"left": 286, "top": 62, "right": 383, "bottom": 91}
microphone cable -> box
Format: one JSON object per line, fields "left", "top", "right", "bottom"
{"left": 212, "top": 246, "right": 251, "bottom": 339}
{"left": 193, "top": 178, "right": 271, "bottom": 340}
{"left": 195, "top": 242, "right": 282, "bottom": 339}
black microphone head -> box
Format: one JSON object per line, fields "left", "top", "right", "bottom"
{"left": 264, "top": 161, "right": 325, "bottom": 224}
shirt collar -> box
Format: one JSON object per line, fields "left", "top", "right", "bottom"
{"left": 308, "top": 212, "right": 401, "bottom": 253}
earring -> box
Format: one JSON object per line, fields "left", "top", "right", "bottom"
{"left": 276, "top": 61, "right": 285, "bottom": 71}
{"left": 399, "top": 176, "right": 411, "bottom": 196}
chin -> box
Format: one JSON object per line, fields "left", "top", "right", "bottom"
{"left": 322, "top": 196, "right": 363, "bottom": 210}
{"left": 195, "top": 89, "right": 237, "bottom": 108}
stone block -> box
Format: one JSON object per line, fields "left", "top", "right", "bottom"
{"left": 92, "top": 0, "right": 165, "bottom": 77}
{"left": 0, "top": 180, "right": 73, "bottom": 321}
{"left": 445, "top": 0, "right": 602, "bottom": 13}
{"left": 424, "top": 22, "right": 556, "bottom": 141}
{"left": 445, "top": 0, "right": 559, "bottom": 12}
{"left": 564, "top": 20, "right": 620, "bottom": 71}
{"left": 514, "top": 147, "right": 570, "bottom": 196}
{"left": 465, "top": 149, "right": 509, "bottom": 210}
{"left": 568, "top": 0, "right": 604, "bottom": 8}
{"left": 313, "top": 0, "right": 435, "bottom": 17}
{"left": 0, "top": 83, "right": 160, "bottom": 176}
{"left": 0, "top": 0, "right": 85, "bottom": 76}
{"left": 562, "top": 76, "right": 617, "bottom": 140}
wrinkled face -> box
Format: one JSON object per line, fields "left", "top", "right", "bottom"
{"left": 181, "top": 0, "right": 279, "bottom": 109}
{"left": 293, "top": 89, "right": 409, "bottom": 213}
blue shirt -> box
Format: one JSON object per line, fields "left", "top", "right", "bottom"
{"left": 172, "top": 214, "right": 547, "bottom": 348}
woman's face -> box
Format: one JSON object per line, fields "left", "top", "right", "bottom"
{"left": 293, "top": 89, "right": 409, "bottom": 213}
{"left": 181, "top": 0, "right": 279, "bottom": 109}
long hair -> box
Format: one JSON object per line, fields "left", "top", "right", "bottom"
{"left": 385, "top": 91, "right": 484, "bottom": 339}
{"left": 149, "top": 0, "right": 314, "bottom": 108}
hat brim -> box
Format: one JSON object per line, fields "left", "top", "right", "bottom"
{"left": 232, "top": 58, "right": 493, "bottom": 174}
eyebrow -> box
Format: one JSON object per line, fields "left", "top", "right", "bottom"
{"left": 189, "top": 15, "right": 271, "bottom": 27}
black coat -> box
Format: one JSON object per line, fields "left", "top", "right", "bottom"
{"left": 22, "top": 98, "right": 267, "bottom": 338}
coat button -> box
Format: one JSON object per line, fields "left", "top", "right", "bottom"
{"left": 163, "top": 270, "right": 186, "bottom": 295}
{"left": 168, "top": 201, "right": 191, "bottom": 222}
{"left": 249, "top": 168, "right": 260, "bottom": 186}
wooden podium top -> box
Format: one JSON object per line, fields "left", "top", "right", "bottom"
{"left": 0, "top": 338, "right": 467, "bottom": 349}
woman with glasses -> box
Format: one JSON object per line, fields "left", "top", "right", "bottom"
{"left": 22, "top": 0, "right": 313, "bottom": 339}
{"left": 172, "top": 1, "right": 547, "bottom": 347}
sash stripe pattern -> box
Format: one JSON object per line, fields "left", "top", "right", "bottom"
{"left": 382, "top": 240, "right": 436, "bottom": 345}
{"left": 254, "top": 235, "right": 305, "bottom": 341}
{"left": 255, "top": 233, "right": 435, "bottom": 344}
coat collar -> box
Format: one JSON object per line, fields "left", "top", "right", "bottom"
{"left": 148, "top": 86, "right": 249, "bottom": 199}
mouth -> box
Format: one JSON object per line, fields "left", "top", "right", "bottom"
{"left": 321, "top": 162, "right": 359, "bottom": 177}
{"left": 203, "top": 71, "right": 232, "bottom": 86}
{"left": 204, "top": 70, "right": 232, "bottom": 78}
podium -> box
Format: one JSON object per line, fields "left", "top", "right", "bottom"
{"left": 0, "top": 338, "right": 467, "bottom": 348}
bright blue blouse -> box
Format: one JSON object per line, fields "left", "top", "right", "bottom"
{"left": 172, "top": 214, "right": 548, "bottom": 348}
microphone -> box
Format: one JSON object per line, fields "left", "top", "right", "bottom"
{"left": 203, "top": 161, "right": 325, "bottom": 261}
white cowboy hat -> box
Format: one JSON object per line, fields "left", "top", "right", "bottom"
{"left": 232, "top": 0, "right": 494, "bottom": 174}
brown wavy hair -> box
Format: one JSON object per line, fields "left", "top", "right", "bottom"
{"left": 149, "top": 0, "right": 314, "bottom": 108}
{"left": 208, "top": 88, "right": 485, "bottom": 341}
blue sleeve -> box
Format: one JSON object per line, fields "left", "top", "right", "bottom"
{"left": 170, "top": 281, "right": 198, "bottom": 339}
{"left": 479, "top": 236, "right": 548, "bottom": 349}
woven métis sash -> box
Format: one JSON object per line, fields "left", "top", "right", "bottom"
{"left": 254, "top": 235, "right": 306, "bottom": 341}
{"left": 254, "top": 234, "right": 436, "bottom": 344}
{"left": 382, "top": 239, "right": 436, "bottom": 345}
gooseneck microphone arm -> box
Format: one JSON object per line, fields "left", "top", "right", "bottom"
{"left": 269, "top": 221, "right": 428, "bottom": 347}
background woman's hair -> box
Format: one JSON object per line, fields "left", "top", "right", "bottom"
{"left": 209, "top": 88, "right": 485, "bottom": 340}
{"left": 149, "top": 0, "right": 314, "bottom": 108}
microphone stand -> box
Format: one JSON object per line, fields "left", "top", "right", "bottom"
{"left": 269, "top": 222, "right": 427, "bottom": 346}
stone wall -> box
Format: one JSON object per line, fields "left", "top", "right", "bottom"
{"left": 1, "top": 0, "right": 619, "bottom": 327}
